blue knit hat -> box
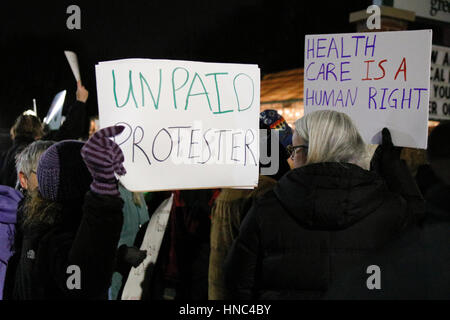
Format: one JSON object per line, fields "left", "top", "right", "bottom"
{"left": 37, "top": 140, "right": 92, "bottom": 202}
{"left": 260, "top": 109, "right": 293, "bottom": 148}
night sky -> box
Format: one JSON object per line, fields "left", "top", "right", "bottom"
{"left": 0, "top": 0, "right": 371, "bottom": 131}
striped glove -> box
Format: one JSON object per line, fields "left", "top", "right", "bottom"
{"left": 81, "top": 125, "right": 127, "bottom": 197}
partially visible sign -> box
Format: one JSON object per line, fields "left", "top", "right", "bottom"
{"left": 429, "top": 45, "right": 450, "bottom": 121}
{"left": 394, "top": 0, "right": 450, "bottom": 23}
{"left": 121, "top": 194, "right": 173, "bottom": 300}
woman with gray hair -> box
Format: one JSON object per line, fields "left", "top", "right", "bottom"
{"left": 15, "top": 140, "right": 55, "bottom": 192}
{"left": 225, "top": 110, "right": 424, "bottom": 300}
{"left": 1, "top": 140, "right": 55, "bottom": 299}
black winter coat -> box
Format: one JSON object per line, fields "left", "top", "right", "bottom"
{"left": 0, "top": 136, "right": 35, "bottom": 188}
{"left": 44, "top": 101, "right": 87, "bottom": 142}
{"left": 324, "top": 182, "right": 450, "bottom": 300}
{"left": 225, "top": 162, "right": 421, "bottom": 300}
{"left": 12, "top": 191, "right": 123, "bottom": 300}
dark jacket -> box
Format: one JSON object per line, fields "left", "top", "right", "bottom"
{"left": 323, "top": 181, "right": 450, "bottom": 300}
{"left": 209, "top": 175, "right": 277, "bottom": 300}
{"left": 12, "top": 191, "right": 123, "bottom": 300}
{"left": 225, "top": 162, "right": 421, "bottom": 300}
{"left": 334, "top": 179, "right": 450, "bottom": 299}
{"left": 0, "top": 136, "right": 35, "bottom": 188}
{"left": 424, "top": 182, "right": 450, "bottom": 224}
{"left": 44, "top": 101, "right": 87, "bottom": 142}
{"left": 120, "top": 190, "right": 216, "bottom": 300}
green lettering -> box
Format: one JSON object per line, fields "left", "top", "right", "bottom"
{"left": 205, "top": 72, "right": 233, "bottom": 115}
{"left": 233, "top": 73, "right": 254, "bottom": 112}
{"left": 185, "top": 72, "right": 212, "bottom": 112}
{"left": 113, "top": 70, "right": 138, "bottom": 108}
{"left": 172, "top": 67, "right": 190, "bottom": 110}
{"left": 139, "top": 70, "right": 162, "bottom": 110}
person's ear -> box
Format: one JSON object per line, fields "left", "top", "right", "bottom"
{"left": 18, "top": 171, "right": 28, "bottom": 190}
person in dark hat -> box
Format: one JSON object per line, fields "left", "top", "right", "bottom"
{"left": 12, "top": 126, "right": 126, "bottom": 300}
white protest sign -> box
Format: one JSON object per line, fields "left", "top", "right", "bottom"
{"left": 95, "top": 59, "right": 260, "bottom": 191}
{"left": 121, "top": 194, "right": 173, "bottom": 300}
{"left": 429, "top": 45, "right": 450, "bottom": 121}
{"left": 64, "top": 51, "right": 81, "bottom": 82}
{"left": 304, "top": 30, "right": 432, "bottom": 149}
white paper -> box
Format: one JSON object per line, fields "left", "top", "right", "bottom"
{"left": 33, "top": 99, "right": 37, "bottom": 116}
{"left": 95, "top": 58, "right": 260, "bottom": 192}
{"left": 121, "top": 194, "right": 173, "bottom": 300}
{"left": 304, "top": 30, "right": 432, "bottom": 149}
{"left": 64, "top": 51, "right": 81, "bottom": 82}
{"left": 44, "top": 90, "right": 66, "bottom": 130}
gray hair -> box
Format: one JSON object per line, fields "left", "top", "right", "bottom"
{"left": 294, "top": 110, "right": 369, "bottom": 168}
{"left": 16, "top": 140, "right": 55, "bottom": 178}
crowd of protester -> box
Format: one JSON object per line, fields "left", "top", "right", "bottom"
{"left": 0, "top": 82, "right": 449, "bottom": 300}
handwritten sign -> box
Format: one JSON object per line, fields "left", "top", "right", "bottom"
{"left": 429, "top": 45, "right": 450, "bottom": 121}
{"left": 95, "top": 59, "right": 260, "bottom": 191}
{"left": 304, "top": 30, "right": 432, "bottom": 149}
{"left": 121, "top": 194, "right": 173, "bottom": 300}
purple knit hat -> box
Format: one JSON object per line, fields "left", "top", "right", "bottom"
{"left": 37, "top": 140, "right": 92, "bottom": 202}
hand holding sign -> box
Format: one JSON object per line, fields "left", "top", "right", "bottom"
{"left": 120, "top": 246, "right": 147, "bottom": 268}
{"left": 81, "top": 125, "right": 127, "bottom": 197}
{"left": 76, "top": 80, "right": 89, "bottom": 103}
{"left": 370, "top": 128, "right": 424, "bottom": 218}
{"left": 370, "top": 128, "right": 402, "bottom": 176}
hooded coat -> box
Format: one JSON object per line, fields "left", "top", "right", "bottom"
{"left": 323, "top": 179, "right": 450, "bottom": 300}
{"left": 225, "top": 162, "right": 420, "bottom": 300}
{"left": 0, "top": 185, "right": 23, "bottom": 299}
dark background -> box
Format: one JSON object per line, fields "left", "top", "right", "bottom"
{"left": 0, "top": 0, "right": 372, "bottom": 132}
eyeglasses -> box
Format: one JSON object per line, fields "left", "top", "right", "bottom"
{"left": 286, "top": 144, "right": 308, "bottom": 158}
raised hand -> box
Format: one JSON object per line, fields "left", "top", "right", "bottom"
{"left": 76, "top": 80, "right": 89, "bottom": 103}
{"left": 370, "top": 128, "right": 402, "bottom": 175}
{"left": 81, "top": 125, "right": 127, "bottom": 197}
